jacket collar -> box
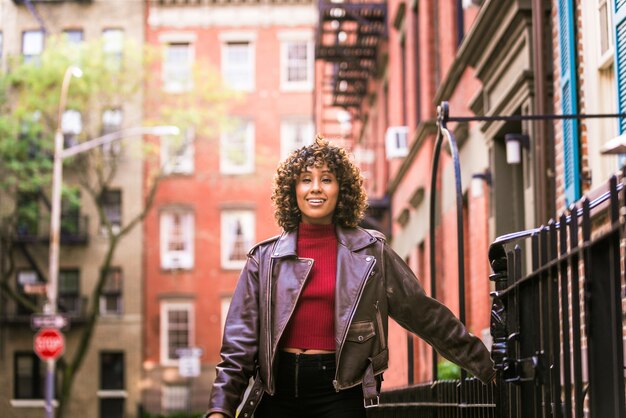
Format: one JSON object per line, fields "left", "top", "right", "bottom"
{"left": 271, "top": 225, "right": 378, "bottom": 258}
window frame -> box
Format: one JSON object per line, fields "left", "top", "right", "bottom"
{"left": 58, "top": 269, "right": 80, "bottom": 316}
{"left": 99, "top": 189, "right": 122, "bottom": 234}
{"left": 220, "top": 33, "right": 256, "bottom": 91}
{"left": 100, "top": 267, "right": 123, "bottom": 316}
{"left": 160, "top": 301, "right": 194, "bottom": 365}
{"left": 598, "top": 0, "right": 614, "bottom": 69}
{"left": 13, "top": 352, "right": 45, "bottom": 400}
{"left": 102, "top": 28, "right": 124, "bottom": 70}
{"left": 161, "top": 128, "right": 195, "bottom": 175}
{"left": 220, "top": 209, "right": 255, "bottom": 270}
{"left": 160, "top": 210, "right": 195, "bottom": 270}
{"left": 279, "top": 34, "right": 314, "bottom": 91}
{"left": 162, "top": 42, "right": 194, "bottom": 93}
{"left": 161, "top": 385, "right": 190, "bottom": 413}
{"left": 219, "top": 119, "right": 255, "bottom": 175}
{"left": 22, "top": 30, "right": 44, "bottom": 64}
{"left": 280, "top": 117, "right": 314, "bottom": 160}
{"left": 98, "top": 351, "right": 126, "bottom": 418}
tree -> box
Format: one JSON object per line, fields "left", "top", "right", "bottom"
{"left": 0, "top": 36, "right": 236, "bottom": 418}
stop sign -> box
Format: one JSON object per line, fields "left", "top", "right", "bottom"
{"left": 34, "top": 328, "right": 65, "bottom": 361}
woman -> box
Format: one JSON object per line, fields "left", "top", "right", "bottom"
{"left": 205, "top": 137, "right": 494, "bottom": 418}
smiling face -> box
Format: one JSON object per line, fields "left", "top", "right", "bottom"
{"left": 295, "top": 163, "right": 339, "bottom": 225}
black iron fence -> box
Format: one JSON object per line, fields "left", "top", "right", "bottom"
{"left": 488, "top": 174, "right": 625, "bottom": 418}
{"left": 369, "top": 102, "right": 624, "bottom": 417}
{"left": 367, "top": 379, "right": 496, "bottom": 418}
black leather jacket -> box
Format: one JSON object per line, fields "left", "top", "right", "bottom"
{"left": 206, "top": 226, "right": 495, "bottom": 418}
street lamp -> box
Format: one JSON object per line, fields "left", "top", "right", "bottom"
{"left": 43, "top": 65, "right": 179, "bottom": 418}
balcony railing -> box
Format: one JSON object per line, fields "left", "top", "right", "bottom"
{"left": 13, "top": 214, "right": 89, "bottom": 245}
{"left": 0, "top": 294, "right": 88, "bottom": 325}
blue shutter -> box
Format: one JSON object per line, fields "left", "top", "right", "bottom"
{"left": 615, "top": 1, "right": 626, "bottom": 134}
{"left": 557, "top": 0, "right": 580, "bottom": 206}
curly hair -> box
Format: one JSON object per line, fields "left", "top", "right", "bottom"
{"left": 272, "top": 135, "right": 368, "bottom": 231}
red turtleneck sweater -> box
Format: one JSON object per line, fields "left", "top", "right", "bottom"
{"left": 280, "top": 223, "right": 337, "bottom": 351}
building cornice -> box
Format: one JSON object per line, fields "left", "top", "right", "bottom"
{"left": 434, "top": 0, "right": 529, "bottom": 105}
{"left": 149, "top": 1, "right": 317, "bottom": 28}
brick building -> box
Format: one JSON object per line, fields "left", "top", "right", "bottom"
{"left": 315, "top": 0, "right": 561, "bottom": 389}
{"left": 142, "top": 0, "right": 316, "bottom": 414}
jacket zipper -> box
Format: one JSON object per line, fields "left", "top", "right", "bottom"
{"left": 375, "top": 300, "right": 386, "bottom": 350}
{"left": 266, "top": 247, "right": 275, "bottom": 394}
{"left": 333, "top": 259, "right": 376, "bottom": 391}
{"left": 269, "top": 257, "right": 314, "bottom": 392}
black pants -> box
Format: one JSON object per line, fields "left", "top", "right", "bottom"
{"left": 255, "top": 352, "right": 366, "bottom": 418}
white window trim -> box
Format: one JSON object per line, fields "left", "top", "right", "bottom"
{"left": 220, "top": 210, "right": 255, "bottom": 270}
{"left": 280, "top": 118, "right": 314, "bottom": 160}
{"left": 11, "top": 400, "right": 59, "bottom": 408}
{"left": 160, "top": 301, "right": 194, "bottom": 366}
{"left": 162, "top": 42, "right": 195, "bottom": 93}
{"left": 279, "top": 37, "right": 314, "bottom": 92}
{"left": 161, "top": 128, "right": 195, "bottom": 175}
{"left": 97, "top": 390, "right": 128, "bottom": 398}
{"left": 160, "top": 210, "right": 195, "bottom": 270}
{"left": 220, "top": 120, "right": 255, "bottom": 175}
{"left": 597, "top": 0, "right": 614, "bottom": 69}
{"left": 220, "top": 38, "right": 256, "bottom": 92}
{"left": 161, "top": 385, "right": 190, "bottom": 412}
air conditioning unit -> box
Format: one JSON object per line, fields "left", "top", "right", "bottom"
{"left": 385, "top": 126, "right": 409, "bottom": 159}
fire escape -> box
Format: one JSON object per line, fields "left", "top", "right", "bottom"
{"left": 315, "top": 0, "right": 387, "bottom": 145}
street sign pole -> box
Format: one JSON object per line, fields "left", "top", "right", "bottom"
{"left": 45, "top": 359, "right": 55, "bottom": 418}
{"left": 34, "top": 327, "right": 65, "bottom": 418}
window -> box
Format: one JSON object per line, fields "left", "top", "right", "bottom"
{"left": 22, "top": 30, "right": 44, "bottom": 64}
{"left": 160, "top": 210, "right": 194, "bottom": 270}
{"left": 99, "top": 352, "right": 125, "bottom": 418}
{"left": 102, "top": 29, "right": 123, "bottom": 71}
{"left": 62, "top": 109, "right": 82, "bottom": 148}
{"left": 61, "top": 193, "right": 81, "bottom": 238}
{"left": 222, "top": 41, "right": 254, "bottom": 91}
{"left": 220, "top": 119, "right": 255, "bottom": 174}
{"left": 101, "top": 108, "right": 123, "bottom": 156}
{"left": 100, "top": 268, "right": 123, "bottom": 315}
{"left": 100, "top": 189, "right": 122, "bottom": 234}
{"left": 160, "top": 302, "right": 194, "bottom": 364}
{"left": 14, "top": 352, "right": 45, "bottom": 399}
{"left": 163, "top": 42, "right": 193, "bottom": 92}
{"left": 162, "top": 385, "right": 190, "bottom": 413}
{"left": 221, "top": 210, "right": 255, "bottom": 270}
{"left": 280, "top": 118, "right": 314, "bottom": 160}
{"left": 280, "top": 40, "right": 313, "bottom": 91}
{"left": 161, "top": 128, "right": 195, "bottom": 175}
{"left": 597, "top": 0, "right": 613, "bottom": 68}
{"left": 63, "top": 29, "right": 83, "bottom": 45}
{"left": 58, "top": 269, "right": 80, "bottom": 316}
{"left": 100, "top": 352, "right": 124, "bottom": 390}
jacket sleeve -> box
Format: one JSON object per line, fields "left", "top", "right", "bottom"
{"left": 382, "top": 242, "right": 495, "bottom": 384}
{"left": 206, "top": 253, "right": 261, "bottom": 418}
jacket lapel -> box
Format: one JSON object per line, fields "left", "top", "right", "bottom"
{"left": 270, "top": 230, "right": 314, "bottom": 351}
{"left": 334, "top": 227, "right": 378, "bottom": 350}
